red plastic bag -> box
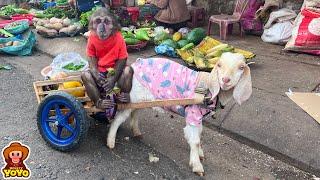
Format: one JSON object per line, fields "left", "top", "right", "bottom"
{"left": 285, "top": 9, "right": 320, "bottom": 53}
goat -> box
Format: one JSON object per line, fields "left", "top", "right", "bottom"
{"left": 106, "top": 52, "right": 252, "bottom": 176}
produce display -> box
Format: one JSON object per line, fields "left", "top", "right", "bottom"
{"left": 0, "top": 5, "right": 29, "bottom": 17}
{"left": 121, "top": 27, "right": 153, "bottom": 48}
{"left": 177, "top": 36, "right": 255, "bottom": 70}
{"left": 34, "top": 17, "right": 82, "bottom": 37}
{"left": 79, "top": 7, "right": 99, "bottom": 27}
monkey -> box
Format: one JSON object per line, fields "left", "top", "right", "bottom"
{"left": 81, "top": 8, "right": 133, "bottom": 114}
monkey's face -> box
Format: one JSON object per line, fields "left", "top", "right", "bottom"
{"left": 9, "top": 151, "right": 22, "bottom": 163}
{"left": 93, "top": 16, "right": 114, "bottom": 40}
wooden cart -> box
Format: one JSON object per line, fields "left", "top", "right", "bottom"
{"left": 33, "top": 75, "right": 207, "bottom": 151}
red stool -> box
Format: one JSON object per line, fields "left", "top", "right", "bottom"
{"left": 187, "top": 6, "right": 206, "bottom": 28}
{"left": 127, "top": 7, "right": 140, "bottom": 24}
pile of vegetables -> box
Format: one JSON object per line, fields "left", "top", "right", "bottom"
{"left": 155, "top": 28, "right": 206, "bottom": 49}
{"left": 0, "top": 5, "right": 29, "bottom": 17}
{"left": 34, "top": 17, "right": 82, "bottom": 38}
{"left": 177, "top": 36, "right": 255, "bottom": 70}
{"left": 121, "top": 27, "right": 153, "bottom": 45}
{"left": 37, "top": 7, "right": 77, "bottom": 19}
{"left": 56, "top": 0, "right": 68, "bottom": 6}
{"left": 62, "top": 62, "right": 85, "bottom": 71}
{"left": 79, "top": 7, "right": 99, "bottom": 27}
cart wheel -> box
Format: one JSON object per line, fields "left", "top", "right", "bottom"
{"left": 37, "top": 91, "right": 88, "bottom": 151}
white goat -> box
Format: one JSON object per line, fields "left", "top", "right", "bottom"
{"left": 106, "top": 52, "right": 252, "bottom": 176}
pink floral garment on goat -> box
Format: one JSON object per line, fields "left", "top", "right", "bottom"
{"left": 131, "top": 58, "right": 215, "bottom": 127}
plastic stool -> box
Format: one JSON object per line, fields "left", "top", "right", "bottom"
{"left": 187, "top": 6, "right": 206, "bottom": 28}
{"left": 127, "top": 7, "right": 139, "bottom": 23}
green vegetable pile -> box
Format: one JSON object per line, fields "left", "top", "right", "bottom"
{"left": 121, "top": 28, "right": 152, "bottom": 45}
{"left": 62, "top": 62, "right": 85, "bottom": 71}
{"left": 0, "top": 5, "right": 29, "bottom": 17}
{"left": 79, "top": 7, "right": 99, "bottom": 27}
{"left": 56, "top": 0, "right": 68, "bottom": 6}
{"left": 43, "top": 7, "right": 77, "bottom": 19}
{"left": 44, "top": 7, "right": 65, "bottom": 18}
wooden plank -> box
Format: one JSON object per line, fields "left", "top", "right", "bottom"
{"left": 85, "top": 93, "right": 206, "bottom": 113}
{"left": 33, "top": 82, "right": 41, "bottom": 104}
{"left": 118, "top": 94, "right": 205, "bottom": 110}
{"left": 38, "top": 87, "right": 86, "bottom": 95}
{"left": 34, "top": 76, "right": 82, "bottom": 86}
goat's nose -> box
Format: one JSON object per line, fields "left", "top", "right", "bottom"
{"left": 222, "top": 77, "right": 231, "bottom": 83}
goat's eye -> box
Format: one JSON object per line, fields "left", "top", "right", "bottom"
{"left": 217, "top": 64, "right": 221, "bottom": 68}
{"left": 239, "top": 65, "right": 245, "bottom": 70}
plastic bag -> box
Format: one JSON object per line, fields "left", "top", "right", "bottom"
{"left": 48, "top": 52, "right": 89, "bottom": 77}
{"left": 155, "top": 44, "right": 178, "bottom": 58}
{"left": 284, "top": 9, "right": 320, "bottom": 52}
{"left": 4, "top": 20, "right": 30, "bottom": 35}
{"left": 0, "top": 30, "right": 36, "bottom": 56}
{"left": 261, "top": 21, "right": 293, "bottom": 45}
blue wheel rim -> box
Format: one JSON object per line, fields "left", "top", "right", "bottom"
{"left": 40, "top": 99, "right": 80, "bottom": 147}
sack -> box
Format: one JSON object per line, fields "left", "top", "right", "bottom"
{"left": 284, "top": 9, "right": 320, "bottom": 52}
{"left": 241, "top": 0, "right": 263, "bottom": 34}
{"left": 261, "top": 21, "right": 293, "bottom": 44}
{"left": 263, "top": 8, "right": 297, "bottom": 29}
{"left": 155, "top": 44, "right": 178, "bottom": 58}
{"left": 4, "top": 20, "right": 30, "bottom": 35}
{"left": 0, "top": 30, "right": 36, "bottom": 56}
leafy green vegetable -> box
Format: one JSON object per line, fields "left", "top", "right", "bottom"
{"left": 79, "top": 7, "right": 99, "bottom": 27}
{"left": 62, "top": 63, "right": 85, "bottom": 71}
{"left": 0, "top": 5, "right": 16, "bottom": 16}
{"left": 43, "top": 7, "right": 76, "bottom": 19}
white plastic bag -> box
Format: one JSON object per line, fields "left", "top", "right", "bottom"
{"left": 261, "top": 21, "right": 294, "bottom": 45}
{"left": 48, "top": 52, "right": 89, "bottom": 77}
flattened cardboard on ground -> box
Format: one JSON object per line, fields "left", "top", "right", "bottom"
{"left": 286, "top": 92, "right": 320, "bottom": 124}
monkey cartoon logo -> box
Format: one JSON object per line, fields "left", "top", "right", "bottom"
{"left": 1, "top": 142, "right": 31, "bottom": 179}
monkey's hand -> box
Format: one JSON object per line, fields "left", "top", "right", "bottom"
{"left": 102, "top": 77, "right": 116, "bottom": 94}
{"left": 116, "top": 92, "right": 130, "bottom": 103}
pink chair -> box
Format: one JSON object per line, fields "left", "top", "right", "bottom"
{"left": 207, "top": 0, "right": 249, "bottom": 40}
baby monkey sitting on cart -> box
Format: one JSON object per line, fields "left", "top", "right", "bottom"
{"left": 81, "top": 8, "right": 133, "bottom": 119}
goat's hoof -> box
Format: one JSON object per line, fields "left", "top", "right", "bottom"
{"left": 133, "top": 134, "right": 143, "bottom": 139}
{"left": 192, "top": 163, "right": 204, "bottom": 176}
{"left": 107, "top": 138, "right": 115, "bottom": 149}
{"left": 195, "top": 172, "right": 204, "bottom": 176}
{"left": 199, "top": 156, "right": 205, "bottom": 161}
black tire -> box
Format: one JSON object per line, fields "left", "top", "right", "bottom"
{"left": 37, "top": 91, "right": 88, "bottom": 152}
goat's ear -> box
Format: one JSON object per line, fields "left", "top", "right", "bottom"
{"left": 208, "top": 64, "right": 220, "bottom": 100}
{"left": 233, "top": 65, "right": 252, "bottom": 105}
